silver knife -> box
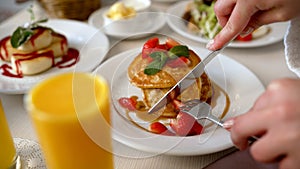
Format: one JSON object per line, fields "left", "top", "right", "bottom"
{"left": 148, "top": 45, "right": 228, "bottom": 114}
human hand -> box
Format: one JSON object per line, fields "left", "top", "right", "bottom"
{"left": 223, "top": 78, "right": 300, "bottom": 169}
{"left": 207, "top": 0, "right": 300, "bottom": 50}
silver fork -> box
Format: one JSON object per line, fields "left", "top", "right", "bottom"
{"left": 180, "top": 99, "right": 258, "bottom": 142}
{"left": 180, "top": 99, "right": 225, "bottom": 128}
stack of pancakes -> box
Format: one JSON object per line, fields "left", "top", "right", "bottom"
{"left": 128, "top": 48, "right": 213, "bottom": 118}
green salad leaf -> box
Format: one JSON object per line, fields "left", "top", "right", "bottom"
{"left": 192, "top": 0, "right": 222, "bottom": 39}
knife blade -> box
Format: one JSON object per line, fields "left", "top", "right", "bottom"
{"left": 147, "top": 48, "right": 222, "bottom": 114}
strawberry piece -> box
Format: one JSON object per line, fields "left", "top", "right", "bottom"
{"left": 143, "top": 37, "right": 159, "bottom": 49}
{"left": 155, "top": 44, "right": 168, "bottom": 50}
{"left": 170, "top": 111, "right": 203, "bottom": 136}
{"left": 166, "top": 57, "right": 191, "bottom": 68}
{"left": 167, "top": 88, "right": 180, "bottom": 101}
{"left": 142, "top": 48, "right": 153, "bottom": 59}
{"left": 236, "top": 34, "right": 252, "bottom": 41}
{"left": 118, "top": 97, "right": 137, "bottom": 111}
{"left": 171, "top": 99, "right": 185, "bottom": 111}
{"left": 150, "top": 44, "right": 168, "bottom": 54}
{"left": 146, "top": 56, "right": 154, "bottom": 63}
{"left": 165, "top": 37, "right": 181, "bottom": 50}
{"left": 149, "top": 122, "right": 175, "bottom": 136}
{"left": 190, "top": 121, "right": 204, "bottom": 135}
{"left": 142, "top": 37, "right": 160, "bottom": 59}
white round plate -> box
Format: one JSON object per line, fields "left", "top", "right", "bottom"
{"left": 0, "top": 19, "right": 109, "bottom": 94}
{"left": 88, "top": 7, "right": 166, "bottom": 39}
{"left": 95, "top": 47, "right": 265, "bottom": 156}
{"left": 166, "top": 1, "right": 289, "bottom": 48}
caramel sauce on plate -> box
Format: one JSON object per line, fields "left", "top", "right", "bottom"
{"left": 123, "top": 82, "right": 231, "bottom": 136}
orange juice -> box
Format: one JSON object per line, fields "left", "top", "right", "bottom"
{"left": 0, "top": 99, "right": 17, "bottom": 169}
{"left": 26, "top": 72, "right": 114, "bottom": 169}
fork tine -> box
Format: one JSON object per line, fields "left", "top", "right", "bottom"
{"left": 180, "top": 100, "right": 259, "bottom": 143}
{"left": 185, "top": 99, "right": 201, "bottom": 106}
{"left": 180, "top": 100, "right": 211, "bottom": 119}
{"left": 180, "top": 99, "right": 201, "bottom": 112}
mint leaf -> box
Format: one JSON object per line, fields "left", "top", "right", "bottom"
{"left": 144, "top": 60, "right": 163, "bottom": 75}
{"left": 11, "top": 27, "right": 33, "bottom": 48}
{"left": 31, "top": 18, "right": 48, "bottom": 28}
{"left": 149, "top": 51, "right": 166, "bottom": 59}
{"left": 10, "top": 5, "right": 48, "bottom": 48}
{"left": 168, "top": 45, "right": 189, "bottom": 59}
{"left": 144, "top": 52, "right": 168, "bottom": 75}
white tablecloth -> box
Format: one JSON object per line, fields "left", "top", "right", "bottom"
{"left": 0, "top": 1, "right": 297, "bottom": 168}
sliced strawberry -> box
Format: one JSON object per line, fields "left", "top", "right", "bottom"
{"left": 165, "top": 37, "right": 181, "bottom": 50}
{"left": 150, "top": 44, "right": 168, "bottom": 54}
{"left": 236, "top": 34, "right": 252, "bottom": 41}
{"left": 118, "top": 97, "right": 137, "bottom": 111}
{"left": 142, "top": 48, "right": 152, "bottom": 59}
{"left": 167, "top": 88, "right": 180, "bottom": 101}
{"left": 170, "top": 111, "right": 203, "bottom": 136}
{"left": 166, "top": 57, "right": 191, "bottom": 68}
{"left": 155, "top": 44, "right": 168, "bottom": 50}
{"left": 149, "top": 122, "right": 175, "bottom": 136}
{"left": 146, "top": 56, "right": 154, "bottom": 63}
{"left": 143, "top": 37, "right": 159, "bottom": 49}
{"left": 142, "top": 37, "right": 160, "bottom": 59}
{"left": 190, "top": 121, "right": 203, "bottom": 135}
{"left": 171, "top": 99, "right": 185, "bottom": 111}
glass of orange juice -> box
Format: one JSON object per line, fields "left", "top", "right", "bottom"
{"left": 0, "top": 99, "right": 20, "bottom": 169}
{"left": 25, "top": 72, "right": 114, "bottom": 169}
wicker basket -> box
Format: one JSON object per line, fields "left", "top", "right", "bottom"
{"left": 38, "top": 0, "right": 101, "bottom": 21}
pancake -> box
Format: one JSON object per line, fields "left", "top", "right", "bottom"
{"left": 16, "top": 27, "right": 53, "bottom": 52}
{"left": 128, "top": 50, "right": 201, "bottom": 89}
{"left": 127, "top": 38, "right": 213, "bottom": 117}
{"left": 0, "top": 28, "right": 53, "bottom": 62}
{"left": 142, "top": 73, "right": 212, "bottom": 117}
{"left": 10, "top": 33, "right": 68, "bottom": 75}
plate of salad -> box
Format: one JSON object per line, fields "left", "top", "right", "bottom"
{"left": 166, "top": 0, "right": 289, "bottom": 48}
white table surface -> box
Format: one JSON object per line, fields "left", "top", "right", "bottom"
{"left": 0, "top": 0, "right": 297, "bottom": 169}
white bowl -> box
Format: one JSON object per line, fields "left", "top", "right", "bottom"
{"left": 121, "top": 0, "right": 151, "bottom": 12}
{"left": 102, "top": 9, "right": 152, "bottom": 36}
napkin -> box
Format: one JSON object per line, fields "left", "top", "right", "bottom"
{"left": 284, "top": 16, "right": 300, "bottom": 77}
{"left": 203, "top": 148, "right": 278, "bottom": 169}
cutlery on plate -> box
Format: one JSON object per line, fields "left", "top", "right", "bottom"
{"left": 147, "top": 36, "right": 238, "bottom": 114}
{"left": 147, "top": 47, "right": 224, "bottom": 114}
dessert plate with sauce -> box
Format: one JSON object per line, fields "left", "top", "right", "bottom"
{"left": 88, "top": 7, "right": 166, "bottom": 39}
{"left": 0, "top": 19, "right": 109, "bottom": 94}
{"left": 166, "top": 1, "right": 289, "bottom": 48}
{"left": 95, "top": 47, "right": 265, "bottom": 156}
